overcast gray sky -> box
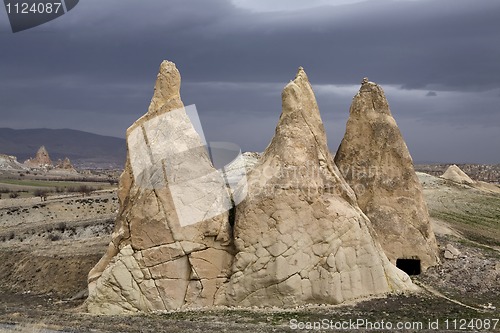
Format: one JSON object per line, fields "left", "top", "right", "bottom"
{"left": 1, "top": 0, "right": 499, "bottom": 163}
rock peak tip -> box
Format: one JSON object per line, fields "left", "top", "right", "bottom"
{"left": 294, "top": 66, "right": 308, "bottom": 81}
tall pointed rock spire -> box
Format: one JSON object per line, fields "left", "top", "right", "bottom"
{"left": 335, "top": 79, "right": 440, "bottom": 271}
{"left": 222, "top": 69, "right": 414, "bottom": 307}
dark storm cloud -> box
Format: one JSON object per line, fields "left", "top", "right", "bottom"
{"left": 3, "top": 0, "right": 500, "bottom": 88}
{"left": 0, "top": 0, "right": 499, "bottom": 162}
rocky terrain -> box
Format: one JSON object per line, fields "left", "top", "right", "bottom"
{"left": 0, "top": 171, "right": 498, "bottom": 332}
{"left": 0, "top": 155, "right": 26, "bottom": 171}
{"left": 0, "top": 191, "right": 119, "bottom": 297}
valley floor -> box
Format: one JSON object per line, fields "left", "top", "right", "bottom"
{"left": 0, "top": 174, "right": 499, "bottom": 332}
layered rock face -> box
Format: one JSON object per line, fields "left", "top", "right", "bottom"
{"left": 86, "top": 61, "right": 234, "bottom": 314}
{"left": 441, "top": 165, "right": 474, "bottom": 185}
{"left": 221, "top": 69, "right": 413, "bottom": 307}
{"left": 0, "top": 154, "right": 26, "bottom": 170}
{"left": 334, "top": 79, "right": 439, "bottom": 271}
{"left": 24, "top": 145, "right": 53, "bottom": 168}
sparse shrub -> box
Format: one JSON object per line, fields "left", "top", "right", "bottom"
{"left": 33, "top": 189, "right": 49, "bottom": 202}
{"left": 66, "top": 226, "right": 76, "bottom": 236}
{"left": 66, "top": 186, "right": 77, "bottom": 193}
{"left": 78, "top": 185, "right": 94, "bottom": 197}
{"left": 9, "top": 192, "right": 19, "bottom": 198}
{"left": 0, "top": 188, "right": 10, "bottom": 194}
{"left": 57, "top": 222, "right": 67, "bottom": 232}
{"left": 55, "top": 187, "right": 64, "bottom": 193}
{"left": 48, "top": 234, "right": 61, "bottom": 241}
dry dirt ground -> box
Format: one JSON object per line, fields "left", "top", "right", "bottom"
{"left": 0, "top": 174, "right": 499, "bottom": 332}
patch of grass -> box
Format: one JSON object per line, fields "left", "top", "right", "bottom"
{"left": 428, "top": 189, "right": 500, "bottom": 247}
{"left": 456, "top": 238, "right": 500, "bottom": 259}
{"left": 0, "top": 179, "right": 85, "bottom": 188}
{"left": 431, "top": 210, "right": 500, "bottom": 246}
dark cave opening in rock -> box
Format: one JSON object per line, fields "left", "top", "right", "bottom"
{"left": 396, "top": 258, "right": 421, "bottom": 275}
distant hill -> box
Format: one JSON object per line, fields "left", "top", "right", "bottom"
{"left": 0, "top": 128, "right": 126, "bottom": 168}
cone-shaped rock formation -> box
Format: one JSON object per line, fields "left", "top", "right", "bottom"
{"left": 86, "top": 63, "right": 417, "bottom": 314}
{"left": 86, "top": 61, "right": 234, "bottom": 314}
{"left": 55, "top": 157, "right": 77, "bottom": 172}
{"left": 222, "top": 69, "right": 413, "bottom": 307}
{"left": 334, "top": 79, "right": 439, "bottom": 271}
{"left": 24, "top": 145, "right": 52, "bottom": 168}
{"left": 441, "top": 165, "right": 474, "bottom": 185}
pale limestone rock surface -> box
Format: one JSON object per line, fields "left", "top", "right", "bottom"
{"left": 86, "top": 61, "right": 234, "bottom": 314}
{"left": 221, "top": 69, "right": 414, "bottom": 307}
{"left": 0, "top": 154, "right": 26, "bottom": 170}
{"left": 441, "top": 165, "right": 474, "bottom": 185}
{"left": 444, "top": 244, "right": 461, "bottom": 260}
{"left": 334, "top": 80, "right": 439, "bottom": 271}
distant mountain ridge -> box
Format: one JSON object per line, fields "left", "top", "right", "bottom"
{"left": 0, "top": 128, "right": 126, "bottom": 168}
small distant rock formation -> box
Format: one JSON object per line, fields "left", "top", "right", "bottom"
{"left": 440, "top": 165, "right": 500, "bottom": 194}
{"left": 23, "top": 146, "right": 76, "bottom": 172}
{"left": 55, "top": 157, "right": 77, "bottom": 173}
{"left": 0, "top": 154, "right": 26, "bottom": 170}
{"left": 226, "top": 152, "right": 260, "bottom": 174}
{"left": 86, "top": 62, "right": 419, "bottom": 314}
{"left": 24, "top": 146, "right": 53, "bottom": 169}
{"left": 334, "top": 79, "right": 439, "bottom": 271}
{"left": 441, "top": 165, "right": 474, "bottom": 185}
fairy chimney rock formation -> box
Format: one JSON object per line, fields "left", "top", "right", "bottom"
{"left": 86, "top": 63, "right": 417, "bottom": 315}
{"left": 24, "top": 145, "right": 53, "bottom": 168}
{"left": 55, "top": 157, "right": 77, "bottom": 172}
{"left": 441, "top": 165, "right": 474, "bottom": 185}
{"left": 221, "top": 68, "right": 414, "bottom": 307}
{"left": 334, "top": 79, "right": 439, "bottom": 271}
{"left": 86, "top": 61, "right": 234, "bottom": 314}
